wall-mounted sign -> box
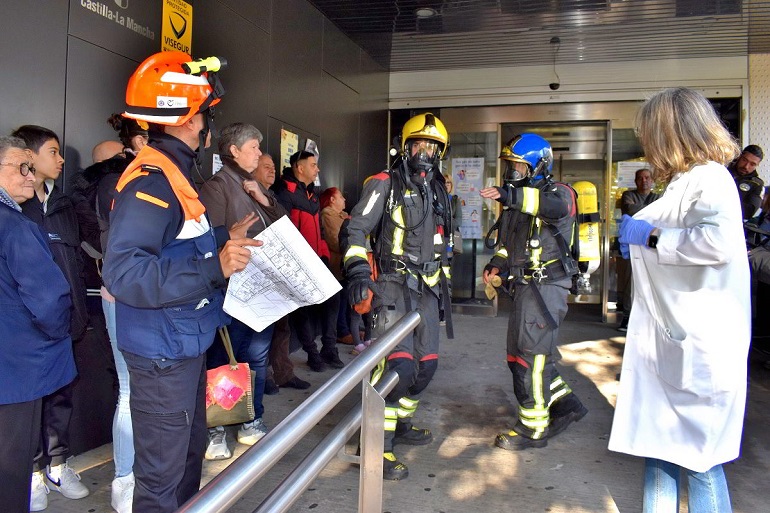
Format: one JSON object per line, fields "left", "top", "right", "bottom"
{"left": 162, "top": 0, "right": 193, "bottom": 54}
{"left": 281, "top": 129, "right": 299, "bottom": 171}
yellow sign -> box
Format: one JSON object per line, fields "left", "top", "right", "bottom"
{"left": 162, "top": 0, "right": 193, "bottom": 54}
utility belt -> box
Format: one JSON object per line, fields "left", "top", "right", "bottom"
{"left": 380, "top": 256, "right": 442, "bottom": 275}
{"left": 513, "top": 259, "right": 574, "bottom": 284}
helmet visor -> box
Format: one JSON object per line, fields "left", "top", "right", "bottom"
{"left": 408, "top": 139, "right": 441, "bottom": 159}
{"left": 503, "top": 160, "right": 530, "bottom": 184}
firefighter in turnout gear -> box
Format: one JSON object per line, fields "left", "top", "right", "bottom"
{"left": 343, "top": 113, "right": 454, "bottom": 480}
{"left": 480, "top": 133, "right": 588, "bottom": 451}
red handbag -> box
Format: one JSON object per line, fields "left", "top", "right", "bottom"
{"left": 205, "top": 327, "right": 255, "bottom": 428}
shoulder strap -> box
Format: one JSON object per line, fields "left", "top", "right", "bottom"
{"left": 116, "top": 146, "right": 205, "bottom": 222}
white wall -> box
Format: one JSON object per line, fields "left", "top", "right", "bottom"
{"left": 749, "top": 54, "right": 770, "bottom": 185}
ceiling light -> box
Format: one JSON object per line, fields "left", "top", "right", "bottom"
{"left": 415, "top": 7, "right": 438, "bottom": 19}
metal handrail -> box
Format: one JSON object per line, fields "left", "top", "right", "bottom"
{"left": 178, "top": 311, "right": 421, "bottom": 513}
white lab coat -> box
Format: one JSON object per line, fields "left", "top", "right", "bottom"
{"left": 608, "top": 161, "right": 751, "bottom": 472}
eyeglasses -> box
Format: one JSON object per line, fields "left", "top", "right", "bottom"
{"left": 0, "top": 161, "right": 35, "bottom": 176}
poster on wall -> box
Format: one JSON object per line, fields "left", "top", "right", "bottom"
{"left": 452, "top": 157, "right": 484, "bottom": 239}
{"left": 280, "top": 129, "right": 299, "bottom": 171}
{"left": 162, "top": 0, "right": 193, "bottom": 54}
{"left": 617, "top": 160, "right": 649, "bottom": 189}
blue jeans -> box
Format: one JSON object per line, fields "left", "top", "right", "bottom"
{"left": 208, "top": 319, "right": 273, "bottom": 420}
{"left": 643, "top": 458, "right": 732, "bottom": 513}
{"left": 103, "top": 297, "right": 134, "bottom": 478}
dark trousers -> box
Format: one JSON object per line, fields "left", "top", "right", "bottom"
{"left": 123, "top": 351, "right": 207, "bottom": 513}
{"left": 33, "top": 380, "right": 75, "bottom": 471}
{"left": 269, "top": 316, "right": 295, "bottom": 385}
{"left": 291, "top": 293, "right": 340, "bottom": 356}
{"left": 0, "top": 399, "right": 41, "bottom": 513}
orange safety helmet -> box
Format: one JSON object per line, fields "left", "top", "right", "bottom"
{"left": 123, "top": 51, "right": 223, "bottom": 127}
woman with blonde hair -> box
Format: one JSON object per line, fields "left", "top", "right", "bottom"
{"left": 608, "top": 87, "right": 748, "bottom": 512}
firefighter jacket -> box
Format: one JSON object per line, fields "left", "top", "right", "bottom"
{"left": 103, "top": 134, "right": 229, "bottom": 360}
{"left": 344, "top": 168, "right": 451, "bottom": 289}
{"left": 488, "top": 178, "right": 577, "bottom": 282}
{"left": 272, "top": 168, "right": 330, "bottom": 259}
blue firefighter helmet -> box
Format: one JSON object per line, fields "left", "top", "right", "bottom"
{"left": 499, "top": 133, "right": 553, "bottom": 186}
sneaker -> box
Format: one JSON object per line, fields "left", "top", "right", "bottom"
{"left": 111, "top": 473, "right": 134, "bottom": 513}
{"left": 205, "top": 426, "right": 232, "bottom": 460}
{"left": 46, "top": 462, "right": 89, "bottom": 499}
{"left": 238, "top": 418, "right": 269, "bottom": 446}
{"left": 351, "top": 343, "right": 367, "bottom": 355}
{"left": 383, "top": 452, "right": 409, "bottom": 480}
{"left": 30, "top": 471, "right": 49, "bottom": 511}
{"left": 320, "top": 349, "right": 345, "bottom": 369}
{"left": 363, "top": 339, "right": 373, "bottom": 347}
{"left": 280, "top": 376, "right": 311, "bottom": 389}
{"left": 494, "top": 431, "right": 548, "bottom": 451}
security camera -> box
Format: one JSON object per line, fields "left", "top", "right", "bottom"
{"left": 549, "top": 82, "right": 560, "bottom": 91}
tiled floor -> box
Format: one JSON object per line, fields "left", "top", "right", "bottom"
{"left": 48, "top": 304, "right": 770, "bottom": 512}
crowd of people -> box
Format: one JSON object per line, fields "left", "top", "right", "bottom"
{"left": 0, "top": 47, "right": 760, "bottom": 513}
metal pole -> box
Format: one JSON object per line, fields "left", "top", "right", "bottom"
{"left": 252, "top": 373, "right": 397, "bottom": 513}
{"left": 178, "top": 311, "right": 421, "bottom": 513}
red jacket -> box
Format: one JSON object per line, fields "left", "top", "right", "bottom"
{"left": 273, "top": 169, "right": 330, "bottom": 259}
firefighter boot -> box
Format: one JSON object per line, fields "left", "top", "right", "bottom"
{"left": 383, "top": 452, "right": 409, "bottom": 480}
{"left": 494, "top": 430, "right": 548, "bottom": 451}
{"left": 548, "top": 394, "right": 588, "bottom": 439}
{"left": 393, "top": 420, "right": 433, "bottom": 446}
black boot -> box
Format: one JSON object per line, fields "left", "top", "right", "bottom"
{"left": 494, "top": 430, "right": 548, "bottom": 451}
{"left": 383, "top": 452, "right": 409, "bottom": 480}
{"left": 548, "top": 394, "right": 588, "bottom": 438}
{"left": 393, "top": 420, "right": 433, "bottom": 446}
{"left": 320, "top": 347, "right": 344, "bottom": 369}
{"left": 307, "top": 352, "right": 326, "bottom": 372}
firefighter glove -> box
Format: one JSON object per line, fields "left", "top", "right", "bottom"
{"left": 346, "top": 260, "right": 374, "bottom": 307}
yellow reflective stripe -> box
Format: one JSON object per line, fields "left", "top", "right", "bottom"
{"left": 531, "top": 219, "right": 543, "bottom": 266}
{"left": 422, "top": 269, "right": 442, "bottom": 287}
{"left": 384, "top": 407, "right": 398, "bottom": 431}
{"left": 397, "top": 408, "right": 413, "bottom": 418}
{"left": 549, "top": 388, "right": 569, "bottom": 405}
{"left": 533, "top": 354, "right": 546, "bottom": 410}
{"left": 344, "top": 245, "right": 368, "bottom": 263}
{"left": 398, "top": 397, "right": 419, "bottom": 409}
{"left": 392, "top": 205, "right": 405, "bottom": 256}
{"left": 550, "top": 377, "right": 565, "bottom": 390}
{"left": 370, "top": 358, "right": 386, "bottom": 386}
{"left": 495, "top": 248, "right": 508, "bottom": 258}
{"left": 519, "top": 187, "right": 540, "bottom": 215}
{"left": 443, "top": 266, "right": 451, "bottom": 279}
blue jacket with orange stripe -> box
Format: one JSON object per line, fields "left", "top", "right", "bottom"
{"left": 103, "top": 133, "right": 229, "bottom": 359}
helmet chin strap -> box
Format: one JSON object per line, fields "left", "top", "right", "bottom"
{"left": 195, "top": 109, "right": 217, "bottom": 167}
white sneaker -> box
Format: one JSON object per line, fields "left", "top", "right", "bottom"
{"left": 30, "top": 471, "right": 49, "bottom": 511}
{"left": 111, "top": 472, "right": 134, "bottom": 513}
{"left": 237, "top": 418, "right": 268, "bottom": 446}
{"left": 46, "top": 461, "right": 90, "bottom": 499}
{"left": 205, "top": 426, "right": 232, "bottom": 460}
